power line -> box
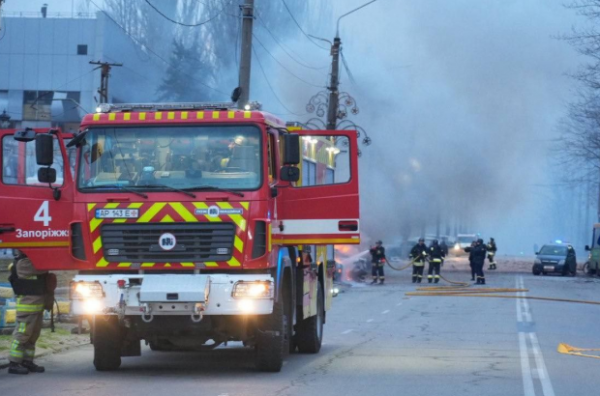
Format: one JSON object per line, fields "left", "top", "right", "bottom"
{"left": 89, "top": 0, "right": 228, "bottom": 97}
{"left": 280, "top": 0, "right": 329, "bottom": 51}
{"left": 253, "top": 33, "right": 325, "bottom": 88}
{"left": 252, "top": 46, "right": 307, "bottom": 117}
{"left": 254, "top": 11, "right": 327, "bottom": 70}
{"left": 144, "top": 0, "right": 223, "bottom": 27}
{"left": 340, "top": 49, "right": 356, "bottom": 85}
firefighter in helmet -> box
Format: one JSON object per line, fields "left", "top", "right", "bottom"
{"left": 427, "top": 240, "right": 445, "bottom": 283}
{"left": 369, "top": 240, "right": 386, "bottom": 285}
{"left": 487, "top": 237, "right": 498, "bottom": 270}
{"left": 410, "top": 238, "right": 428, "bottom": 283}
{"left": 465, "top": 239, "right": 487, "bottom": 284}
{"left": 7, "top": 250, "right": 56, "bottom": 375}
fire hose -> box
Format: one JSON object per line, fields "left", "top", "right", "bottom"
{"left": 385, "top": 258, "right": 470, "bottom": 287}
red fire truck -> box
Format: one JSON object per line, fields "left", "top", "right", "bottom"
{"left": 0, "top": 102, "right": 360, "bottom": 372}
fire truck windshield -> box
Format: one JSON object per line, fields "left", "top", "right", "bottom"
{"left": 77, "top": 125, "right": 262, "bottom": 192}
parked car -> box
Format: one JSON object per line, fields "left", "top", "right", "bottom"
{"left": 532, "top": 244, "right": 577, "bottom": 276}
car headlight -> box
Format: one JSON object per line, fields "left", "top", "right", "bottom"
{"left": 232, "top": 281, "right": 273, "bottom": 299}
{"left": 558, "top": 260, "right": 565, "bottom": 265}
{"left": 454, "top": 244, "right": 460, "bottom": 250}
{"left": 70, "top": 281, "right": 104, "bottom": 300}
{"left": 534, "top": 259, "right": 541, "bottom": 264}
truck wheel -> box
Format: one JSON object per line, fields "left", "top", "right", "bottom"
{"left": 255, "top": 294, "right": 286, "bottom": 372}
{"left": 93, "top": 316, "right": 122, "bottom": 371}
{"left": 295, "top": 282, "right": 324, "bottom": 354}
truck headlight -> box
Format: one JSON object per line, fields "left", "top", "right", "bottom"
{"left": 454, "top": 244, "right": 460, "bottom": 250}
{"left": 558, "top": 260, "right": 566, "bottom": 265}
{"left": 70, "top": 281, "right": 104, "bottom": 300}
{"left": 232, "top": 281, "right": 273, "bottom": 299}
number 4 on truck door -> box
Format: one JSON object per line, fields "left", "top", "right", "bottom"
{"left": 0, "top": 129, "right": 75, "bottom": 269}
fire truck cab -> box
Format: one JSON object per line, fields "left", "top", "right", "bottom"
{"left": 0, "top": 102, "right": 360, "bottom": 372}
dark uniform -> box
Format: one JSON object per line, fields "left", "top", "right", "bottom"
{"left": 369, "top": 241, "right": 386, "bottom": 285}
{"left": 427, "top": 240, "right": 445, "bottom": 283}
{"left": 8, "top": 251, "right": 53, "bottom": 375}
{"left": 468, "top": 241, "right": 476, "bottom": 281}
{"left": 440, "top": 239, "right": 449, "bottom": 257}
{"left": 410, "top": 239, "right": 428, "bottom": 283}
{"left": 465, "top": 239, "right": 487, "bottom": 284}
{"left": 486, "top": 238, "right": 498, "bottom": 270}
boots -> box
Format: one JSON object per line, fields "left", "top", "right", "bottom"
{"left": 480, "top": 277, "right": 486, "bottom": 285}
{"left": 8, "top": 362, "right": 29, "bottom": 375}
{"left": 371, "top": 278, "right": 378, "bottom": 285}
{"left": 417, "top": 277, "right": 422, "bottom": 283}
{"left": 434, "top": 278, "right": 439, "bottom": 284}
{"left": 412, "top": 275, "right": 417, "bottom": 283}
{"left": 379, "top": 279, "right": 384, "bottom": 285}
{"left": 428, "top": 278, "right": 432, "bottom": 283}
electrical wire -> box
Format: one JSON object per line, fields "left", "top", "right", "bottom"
{"left": 89, "top": 0, "right": 228, "bottom": 97}
{"left": 251, "top": 46, "right": 307, "bottom": 117}
{"left": 254, "top": 11, "right": 328, "bottom": 70}
{"left": 280, "top": 0, "right": 329, "bottom": 51}
{"left": 253, "top": 34, "right": 325, "bottom": 88}
{"left": 144, "top": 0, "right": 223, "bottom": 27}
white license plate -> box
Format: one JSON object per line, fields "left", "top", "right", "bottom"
{"left": 95, "top": 209, "right": 139, "bottom": 219}
{"left": 543, "top": 265, "right": 555, "bottom": 271}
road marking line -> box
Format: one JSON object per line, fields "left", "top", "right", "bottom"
{"left": 341, "top": 329, "right": 353, "bottom": 335}
{"left": 366, "top": 319, "right": 374, "bottom": 323}
{"left": 381, "top": 310, "right": 390, "bottom": 314}
{"left": 516, "top": 275, "right": 556, "bottom": 396}
{"left": 529, "top": 332, "right": 556, "bottom": 396}
{"left": 518, "top": 332, "right": 536, "bottom": 396}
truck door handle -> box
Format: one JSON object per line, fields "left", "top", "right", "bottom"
{"left": 0, "top": 226, "right": 16, "bottom": 234}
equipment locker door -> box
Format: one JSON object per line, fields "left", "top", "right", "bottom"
{"left": 274, "top": 130, "right": 360, "bottom": 246}
{"left": 0, "top": 129, "right": 75, "bottom": 269}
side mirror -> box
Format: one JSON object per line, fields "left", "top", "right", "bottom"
{"left": 585, "top": 245, "right": 590, "bottom": 251}
{"left": 280, "top": 165, "right": 300, "bottom": 182}
{"left": 38, "top": 167, "right": 56, "bottom": 184}
{"left": 282, "top": 133, "right": 300, "bottom": 165}
{"left": 14, "top": 128, "right": 36, "bottom": 142}
{"left": 535, "top": 252, "right": 539, "bottom": 255}
{"left": 35, "top": 134, "right": 54, "bottom": 166}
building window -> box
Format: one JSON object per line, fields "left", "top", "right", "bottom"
{"left": 77, "top": 45, "right": 88, "bottom": 55}
{"left": 23, "top": 91, "right": 53, "bottom": 121}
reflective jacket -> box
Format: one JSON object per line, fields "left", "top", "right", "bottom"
{"left": 428, "top": 244, "right": 445, "bottom": 263}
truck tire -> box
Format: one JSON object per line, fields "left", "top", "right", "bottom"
{"left": 295, "top": 282, "right": 324, "bottom": 354}
{"left": 93, "top": 316, "right": 122, "bottom": 371}
{"left": 255, "top": 293, "right": 286, "bottom": 372}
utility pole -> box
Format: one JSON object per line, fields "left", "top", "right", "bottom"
{"left": 326, "top": 38, "right": 341, "bottom": 130}
{"left": 89, "top": 60, "right": 123, "bottom": 104}
{"left": 0, "top": 0, "right": 5, "bottom": 32}
{"left": 325, "top": 1, "right": 377, "bottom": 130}
{"left": 238, "top": 0, "right": 254, "bottom": 109}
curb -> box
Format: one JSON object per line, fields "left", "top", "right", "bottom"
{"left": 0, "top": 340, "right": 90, "bottom": 370}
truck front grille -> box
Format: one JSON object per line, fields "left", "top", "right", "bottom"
{"left": 100, "top": 223, "right": 236, "bottom": 263}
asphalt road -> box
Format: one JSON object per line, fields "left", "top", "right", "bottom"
{"left": 2, "top": 267, "right": 600, "bottom": 396}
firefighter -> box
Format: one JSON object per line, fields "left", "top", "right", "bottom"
{"left": 465, "top": 239, "right": 487, "bottom": 284}
{"left": 468, "top": 240, "right": 476, "bottom": 281}
{"left": 439, "top": 238, "right": 449, "bottom": 258}
{"left": 410, "top": 238, "right": 428, "bottom": 283}
{"left": 369, "top": 240, "right": 386, "bottom": 285}
{"left": 487, "top": 237, "right": 498, "bottom": 270}
{"left": 427, "top": 240, "right": 445, "bottom": 283}
{"left": 7, "top": 250, "right": 55, "bottom": 375}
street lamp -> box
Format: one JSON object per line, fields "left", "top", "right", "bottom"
{"left": 336, "top": 0, "right": 378, "bottom": 38}
{"left": 0, "top": 110, "right": 11, "bottom": 128}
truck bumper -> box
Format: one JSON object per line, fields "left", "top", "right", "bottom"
{"left": 70, "top": 273, "right": 274, "bottom": 318}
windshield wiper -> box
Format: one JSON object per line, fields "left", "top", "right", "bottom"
{"left": 183, "top": 186, "right": 245, "bottom": 197}
{"left": 142, "top": 184, "right": 197, "bottom": 198}
{"left": 81, "top": 184, "right": 148, "bottom": 199}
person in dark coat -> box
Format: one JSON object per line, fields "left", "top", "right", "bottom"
{"left": 465, "top": 239, "right": 487, "bottom": 284}
{"left": 369, "top": 240, "right": 386, "bottom": 285}
{"left": 427, "top": 240, "right": 445, "bottom": 283}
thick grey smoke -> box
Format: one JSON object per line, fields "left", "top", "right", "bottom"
{"left": 263, "top": 0, "right": 585, "bottom": 254}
